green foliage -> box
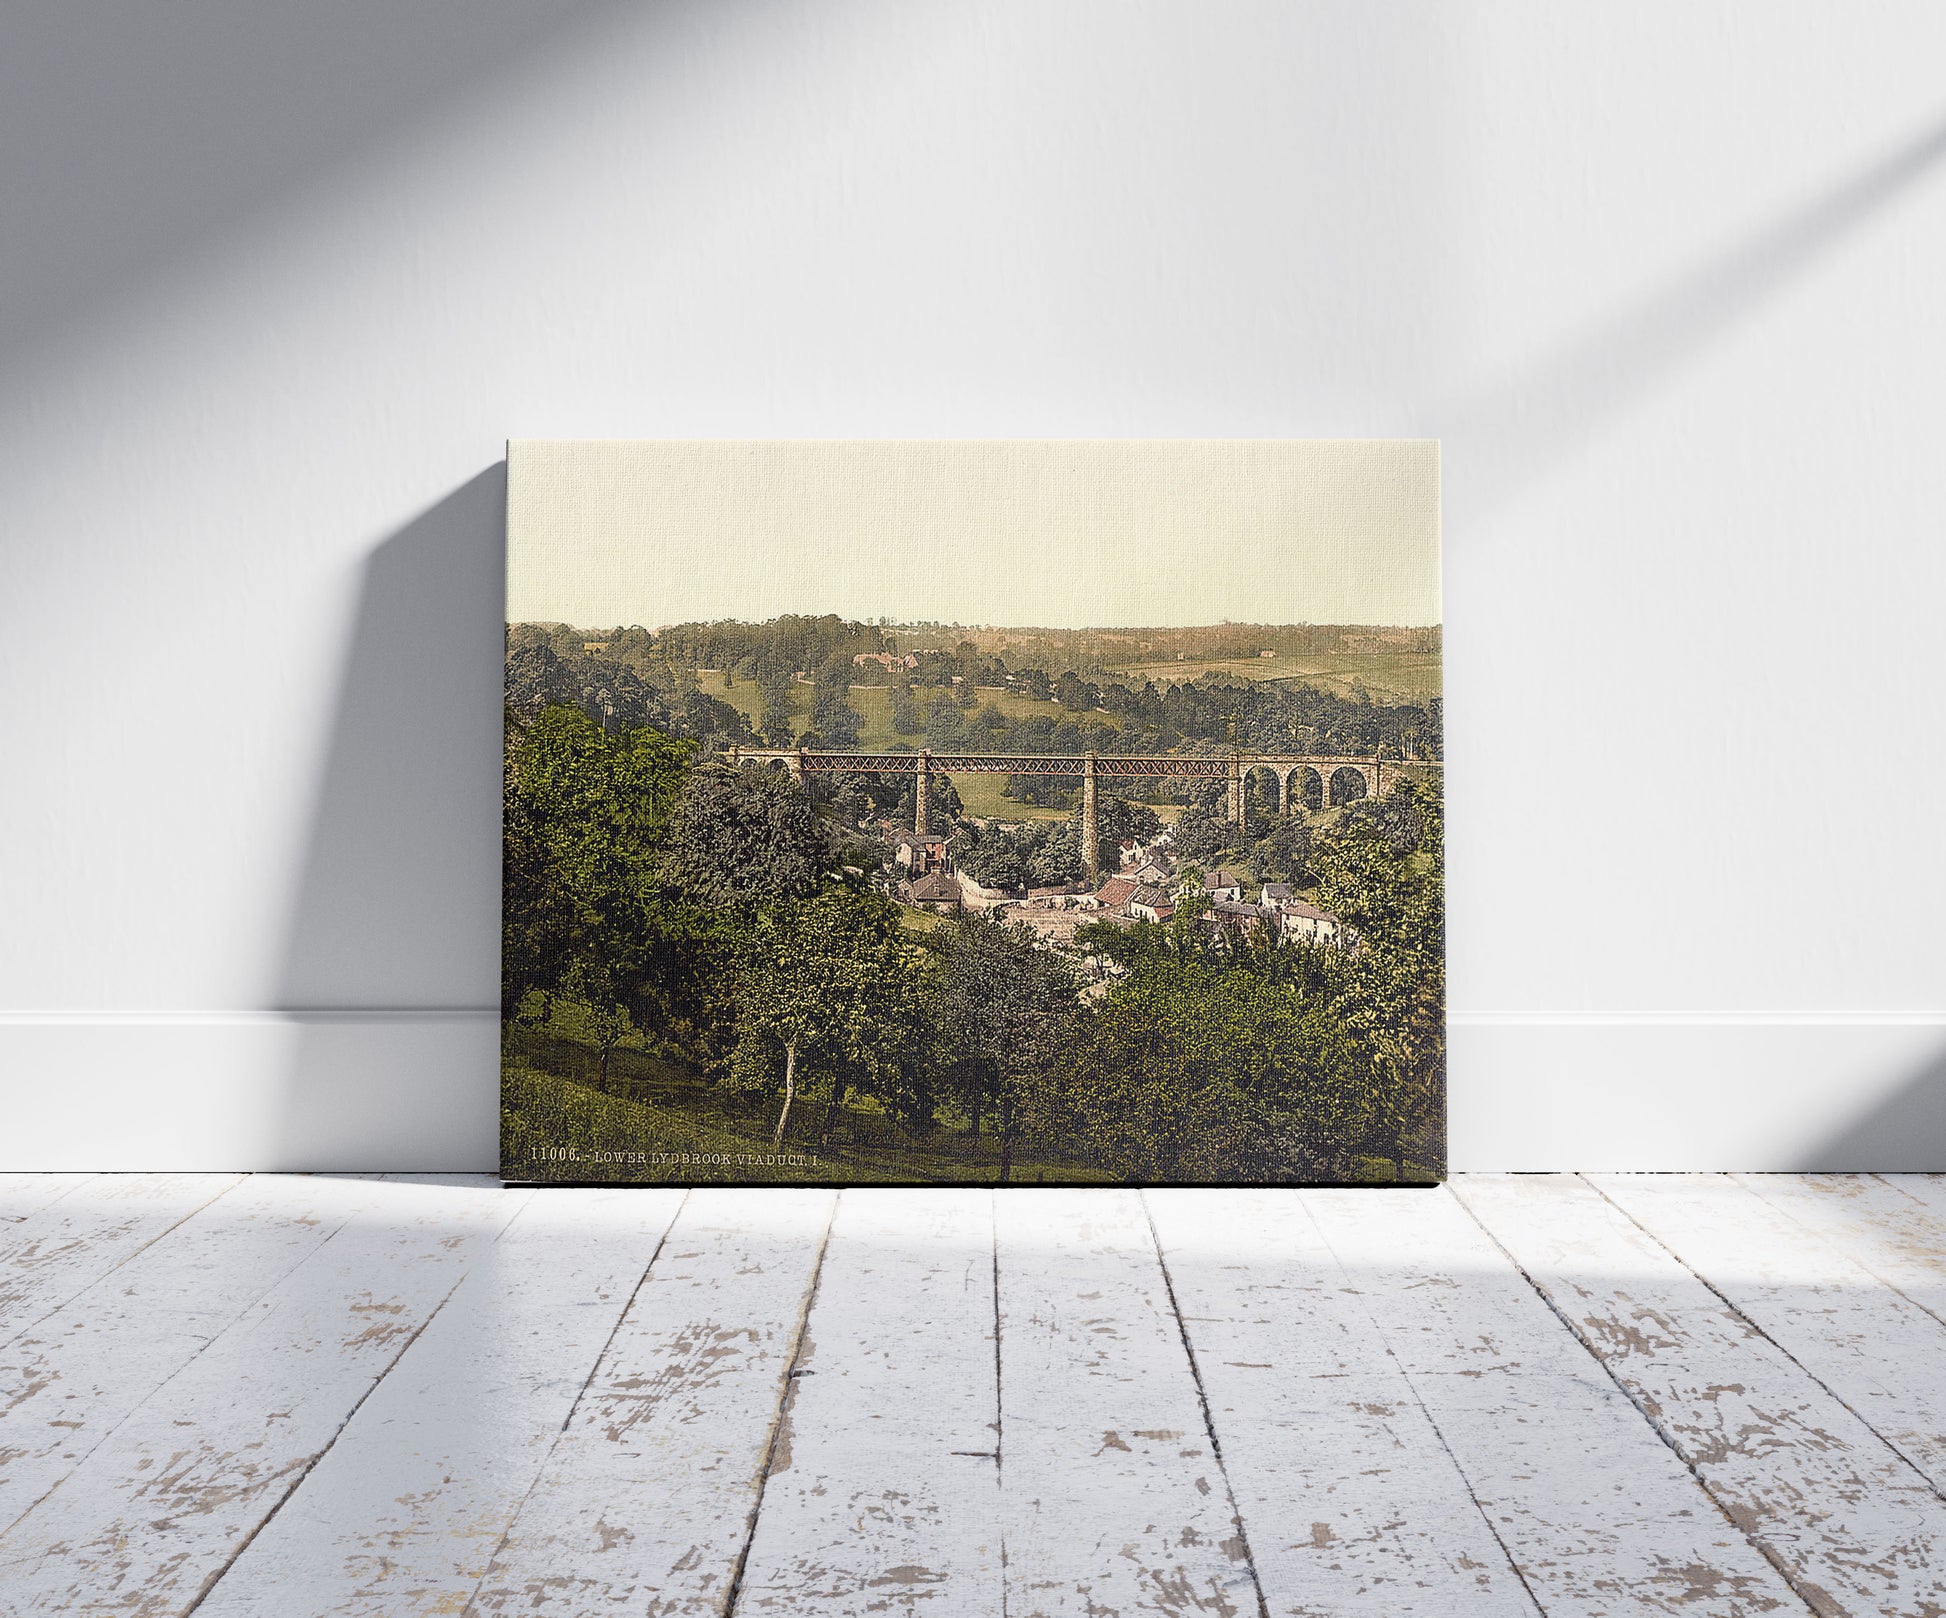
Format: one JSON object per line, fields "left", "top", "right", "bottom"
{"left": 1033, "top": 958, "right": 1366, "bottom": 1182}
{"left": 731, "top": 885, "right": 938, "bottom": 1144}
{"left": 1091, "top": 791, "right": 1163, "bottom": 851}
{"left": 501, "top": 629, "right": 1447, "bottom": 1185}
{"left": 1311, "top": 779, "right": 1446, "bottom": 1175}
{"left": 501, "top": 705, "right": 694, "bottom": 1018}
{"left": 1171, "top": 799, "right": 1239, "bottom": 865}
{"left": 950, "top": 819, "right": 1081, "bottom": 890}
{"left": 928, "top": 915, "right": 1081, "bottom": 1177}
{"left": 501, "top": 1063, "right": 764, "bottom": 1178}
{"left": 661, "top": 766, "right": 836, "bottom": 910}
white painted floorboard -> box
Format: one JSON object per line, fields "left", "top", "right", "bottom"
{"left": 1458, "top": 1175, "right": 1946, "bottom": 1616}
{"left": 0, "top": 1173, "right": 1940, "bottom": 1617}
{"left": 1148, "top": 1188, "right": 1541, "bottom": 1616}
{"left": 195, "top": 1185, "right": 686, "bottom": 1618}
{"left": 996, "top": 1189, "right": 1260, "bottom": 1617}
{"left": 732, "top": 1189, "right": 1002, "bottom": 1615}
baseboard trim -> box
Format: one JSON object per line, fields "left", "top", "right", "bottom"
{"left": 1, "top": 1011, "right": 1940, "bottom": 1172}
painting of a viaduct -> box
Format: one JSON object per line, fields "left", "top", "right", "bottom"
{"left": 502, "top": 438, "right": 1444, "bottom": 1186}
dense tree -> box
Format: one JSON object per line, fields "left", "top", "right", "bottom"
{"left": 504, "top": 619, "right": 1447, "bottom": 1186}
{"left": 1311, "top": 779, "right": 1445, "bottom": 1177}
{"left": 505, "top": 639, "right": 752, "bottom": 747}
{"left": 1171, "top": 800, "right": 1238, "bottom": 865}
{"left": 500, "top": 705, "right": 694, "bottom": 1020}
{"left": 660, "top": 766, "right": 835, "bottom": 910}
{"left": 730, "top": 886, "right": 933, "bottom": 1148}
{"left": 1245, "top": 813, "right": 1311, "bottom": 883}
{"left": 808, "top": 654, "right": 864, "bottom": 745}
{"left": 929, "top": 916, "right": 1081, "bottom": 1177}
{"left": 1033, "top": 957, "right": 1366, "bottom": 1181}
{"left": 1091, "top": 791, "right": 1163, "bottom": 851}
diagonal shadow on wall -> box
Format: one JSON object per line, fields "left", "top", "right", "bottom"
{"left": 1445, "top": 110, "right": 1946, "bottom": 516}
{"left": 0, "top": 1, "right": 652, "bottom": 378}
{"left": 1793, "top": 1043, "right": 1946, "bottom": 1172}
{"left": 271, "top": 466, "right": 506, "bottom": 1171}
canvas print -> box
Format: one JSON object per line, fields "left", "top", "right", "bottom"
{"left": 502, "top": 440, "right": 1443, "bottom": 1185}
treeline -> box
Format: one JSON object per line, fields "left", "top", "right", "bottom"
{"left": 505, "top": 635, "right": 755, "bottom": 747}
{"left": 504, "top": 701, "right": 1445, "bottom": 1182}
{"left": 654, "top": 615, "right": 892, "bottom": 681}
{"left": 512, "top": 617, "right": 1441, "bottom": 765}
{"left": 909, "top": 675, "right": 1439, "bottom": 764}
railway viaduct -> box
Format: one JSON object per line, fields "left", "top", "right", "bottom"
{"left": 725, "top": 747, "right": 1439, "bottom": 877}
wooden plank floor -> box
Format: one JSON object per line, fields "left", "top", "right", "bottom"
{"left": 0, "top": 1177, "right": 1941, "bottom": 1616}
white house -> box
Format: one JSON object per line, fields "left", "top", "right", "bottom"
{"left": 1201, "top": 868, "right": 1245, "bottom": 904}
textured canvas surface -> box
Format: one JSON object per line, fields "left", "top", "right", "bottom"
{"left": 502, "top": 440, "right": 1443, "bottom": 1185}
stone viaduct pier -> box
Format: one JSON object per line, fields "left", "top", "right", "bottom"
{"left": 725, "top": 747, "right": 1439, "bottom": 876}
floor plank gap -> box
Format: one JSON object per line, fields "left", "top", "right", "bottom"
{"left": 720, "top": 1191, "right": 840, "bottom": 1618}
{"left": 1139, "top": 1190, "right": 1272, "bottom": 1618}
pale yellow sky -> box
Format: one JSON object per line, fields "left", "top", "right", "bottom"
{"left": 507, "top": 440, "right": 1440, "bottom": 629}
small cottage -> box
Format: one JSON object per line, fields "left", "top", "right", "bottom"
{"left": 907, "top": 870, "right": 963, "bottom": 913}
{"left": 1201, "top": 869, "right": 1245, "bottom": 903}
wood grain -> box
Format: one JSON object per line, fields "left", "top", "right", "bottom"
{"left": 195, "top": 1186, "right": 686, "bottom": 1617}
{"left": 995, "top": 1188, "right": 1260, "bottom": 1618}
{"left": 1594, "top": 1173, "right": 1946, "bottom": 1497}
{"left": 1308, "top": 1186, "right": 1806, "bottom": 1616}
{"left": 0, "top": 1174, "right": 402, "bottom": 1536}
{"left": 732, "top": 1189, "right": 1003, "bottom": 1615}
{"left": 0, "top": 1175, "right": 526, "bottom": 1616}
{"left": 0, "top": 1174, "right": 244, "bottom": 1347}
{"left": 9, "top": 1174, "right": 1944, "bottom": 1616}
{"left": 1458, "top": 1173, "right": 1946, "bottom": 1617}
{"left": 1147, "top": 1188, "right": 1539, "bottom": 1616}
{"left": 1734, "top": 1175, "right": 1946, "bottom": 1325}
{"left": 0, "top": 1174, "right": 95, "bottom": 1223}
{"left": 465, "top": 1187, "right": 837, "bottom": 1616}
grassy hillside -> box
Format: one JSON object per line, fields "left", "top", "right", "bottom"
{"left": 502, "top": 1026, "right": 1113, "bottom": 1185}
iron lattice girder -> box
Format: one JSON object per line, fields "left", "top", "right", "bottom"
{"left": 731, "top": 750, "right": 1421, "bottom": 777}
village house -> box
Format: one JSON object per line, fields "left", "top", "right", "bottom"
{"left": 853, "top": 651, "right": 920, "bottom": 670}
{"left": 1127, "top": 884, "right": 1175, "bottom": 923}
{"left": 1201, "top": 868, "right": 1245, "bottom": 903}
{"left": 1093, "top": 875, "right": 1138, "bottom": 914}
{"left": 1128, "top": 855, "right": 1174, "bottom": 885}
{"left": 906, "top": 870, "right": 963, "bottom": 914}
{"left": 1273, "top": 896, "right": 1345, "bottom": 945}
{"left": 1203, "top": 898, "right": 1268, "bottom": 941}
{"left": 1259, "top": 881, "right": 1295, "bottom": 909}
{"left": 886, "top": 826, "right": 952, "bottom": 877}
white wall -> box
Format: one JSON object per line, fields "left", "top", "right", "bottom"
{"left": 5, "top": 1, "right": 1943, "bottom": 1171}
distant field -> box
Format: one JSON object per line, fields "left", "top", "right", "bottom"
{"left": 1105, "top": 651, "right": 1442, "bottom": 705}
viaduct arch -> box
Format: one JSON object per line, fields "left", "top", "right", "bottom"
{"left": 725, "top": 747, "right": 1436, "bottom": 876}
